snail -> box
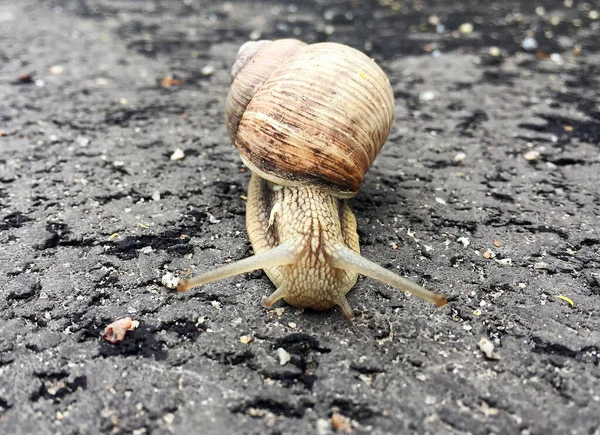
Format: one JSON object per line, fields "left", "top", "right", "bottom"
{"left": 177, "top": 39, "right": 447, "bottom": 319}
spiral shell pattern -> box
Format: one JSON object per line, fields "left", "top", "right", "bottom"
{"left": 226, "top": 39, "right": 394, "bottom": 197}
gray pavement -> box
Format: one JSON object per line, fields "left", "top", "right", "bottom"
{"left": 1, "top": 0, "right": 599, "bottom": 434}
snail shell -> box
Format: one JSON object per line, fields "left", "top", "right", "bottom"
{"left": 225, "top": 39, "right": 394, "bottom": 198}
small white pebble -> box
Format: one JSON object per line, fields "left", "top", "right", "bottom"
{"left": 459, "top": 22, "right": 474, "bottom": 34}
{"left": 358, "top": 374, "right": 373, "bottom": 385}
{"left": 207, "top": 213, "right": 221, "bottom": 224}
{"left": 419, "top": 91, "right": 435, "bottom": 101}
{"left": 161, "top": 272, "right": 180, "bottom": 289}
{"left": 550, "top": 53, "right": 563, "bottom": 65}
{"left": 494, "top": 258, "right": 512, "bottom": 266}
{"left": 454, "top": 151, "right": 467, "bottom": 163}
{"left": 140, "top": 246, "right": 154, "bottom": 255}
{"left": 201, "top": 65, "right": 215, "bottom": 76}
{"left": 589, "top": 10, "right": 599, "bottom": 20}
{"left": 170, "top": 148, "right": 185, "bottom": 161}
{"left": 211, "top": 300, "right": 222, "bottom": 310}
{"left": 428, "top": 15, "right": 440, "bottom": 26}
{"left": 76, "top": 136, "right": 90, "bottom": 147}
{"left": 49, "top": 65, "right": 64, "bottom": 75}
{"left": 435, "top": 197, "right": 446, "bottom": 205}
{"left": 524, "top": 150, "right": 540, "bottom": 161}
{"left": 457, "top": 236, "right": 470, "bottom": 247}
{"left": 288, "top": 322, "right": 297, "bottom": 329}
{"left": 489, "top": 46, "right": 501, "bottom": 57}
{"left": 249, "top": 30, "right": 261, "bottom": 40}
{"left": 534, "top": 262, "right": 548, "bottom": 269}
{"left": 276, "top": 347, "right": 291, "bottom": 365}
{"left": 478, "top": 338, "right": 500, "bottom": 360}
{"left": 151, "top": 190, "right": 161, "bottom": 201}
{"left": 316, "top": 418, "right": 331, "bottom": 435}
{"left": 521, "top": 37, "right": 538, "bottom": 51}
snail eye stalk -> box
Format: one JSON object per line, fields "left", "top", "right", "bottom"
{"left": 176, "top": 242, "right": 299, "bottom": 293}
{"left": 329, "top": 244, "right": 448, "bottom": 307}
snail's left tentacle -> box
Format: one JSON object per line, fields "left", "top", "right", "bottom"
{"left": 264, "top": 284, "right": 287, "bottom": 308}
{"left": 329, "top": 244, "right": 448, "bottom": 307}
{"left": 177, "top": 241, "right": 299, "bottom": 293}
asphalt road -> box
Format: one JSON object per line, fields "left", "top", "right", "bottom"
{"left": 1, "top": 0, "right": 599, "bottom": 434}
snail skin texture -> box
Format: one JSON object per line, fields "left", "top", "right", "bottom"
{"left": 177, "top": 39, "right": 448, "bottom": 319}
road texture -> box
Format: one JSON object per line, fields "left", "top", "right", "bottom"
{"left": 1, "top": 0, "right": 599, "bottom": 434}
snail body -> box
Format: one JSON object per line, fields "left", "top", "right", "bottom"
{"left": 177, "top": 39, "right": 447, "bottom": 318}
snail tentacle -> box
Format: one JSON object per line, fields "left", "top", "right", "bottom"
{"left": 336, "top": 296, "right": 355, "bottom": 320}
{"left": 176, "top": 241, "right": 300, "bottom": 293}
{"left": 329, "top": 244, "right": 448, "bottom": 307}
{"left": 264, "top": 284, "right": 287, "bottom": 308}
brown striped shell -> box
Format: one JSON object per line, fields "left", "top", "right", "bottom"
{"left": 225, "top": 39, "right": 394, "bottom": 198}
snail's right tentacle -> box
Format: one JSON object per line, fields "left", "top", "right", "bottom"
{"left": 336, "top": 296, "right": 355, "bottom": 320}
{"left": 329, "top": 244, "right": 448, "bottom": 307}
{"left": 176, "top": 241, "right": 299, "bottom": 293}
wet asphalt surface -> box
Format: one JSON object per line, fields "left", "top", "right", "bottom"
{"left": 1, "top": 0, "right": 599, "bottom": 434}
